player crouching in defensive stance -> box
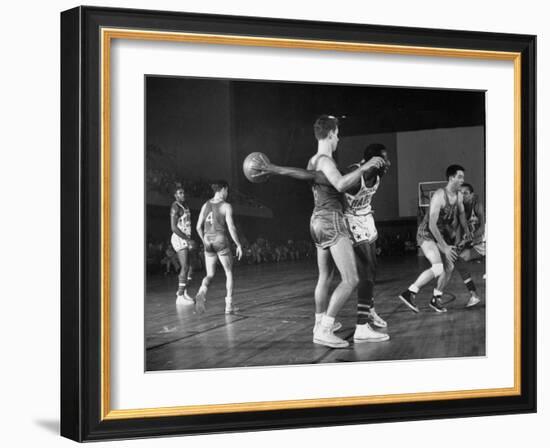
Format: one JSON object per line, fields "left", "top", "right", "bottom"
{"left": 195, "top": 181, "right": 243, "bottom": 315}
{"left": 399, "top": 165, "right": 471, "bottom": 313}
{"left": 249, "top": 138, "right": 390, "bottom": 344}
{"left": 170, "top": 186, "right": 195, "bottom": 305}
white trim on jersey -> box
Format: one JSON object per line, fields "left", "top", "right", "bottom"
{"left": 343, "top": 172, "right": 380, "bottom": 216}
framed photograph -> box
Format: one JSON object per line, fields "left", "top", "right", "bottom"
{"left": 61, "top": 6, "right": 536, "bottom": 442}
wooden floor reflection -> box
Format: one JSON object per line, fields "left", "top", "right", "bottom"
{"left": 145, "top": 255, "right": 486, "bottom": 371}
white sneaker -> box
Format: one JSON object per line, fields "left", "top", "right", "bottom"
{"left": 225, "top": 303, "right": 238, "bottom": 314}
{"left": 466, "top": 294, "right": 481, "bottom": 308}
{"left": 313, "top": 325, "right": 349, "bottom": 348}
{"left": 194, "top": 288, "right": 207, "bottom": 314}
{"left": 312, "top": 320, "right": 342, "bottom": 334}
{"left": 366, "top": 308, "right": 387, "bottom": 328}
{"left": 176, "top": 291, "right": 194, "bottom": 305}
{"left": 353, "top": 323, "right": 390, "bottom": 343}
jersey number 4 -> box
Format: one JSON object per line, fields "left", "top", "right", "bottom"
{"left": 205, "top": 212, "right": 214, "bottom": 225}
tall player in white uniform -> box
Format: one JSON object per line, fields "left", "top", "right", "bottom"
{"left": 343, "top": 143, "right": 391, "bottom": 342}
{"left": 170, "top": 186, "right": 194, "bottom": 304}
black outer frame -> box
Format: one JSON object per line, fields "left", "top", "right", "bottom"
{"left": 60, "top": 6, "right": 536, "bottom": 442}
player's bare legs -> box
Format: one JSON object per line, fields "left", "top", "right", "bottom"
{"left": 312, "top": 249, "right": 336, "bottom": 333}
{"left": 314, "top": 248, "right": 334, "bottom": 314}
{"left": 325, "top": 237, "right": 359, "bottom": 317}
{"left": 399, "top": 241, "right": 447, "bottom": 312}
{"left": 313, "top": 237, "right": 359, "bottom": 348}
{"left": 195, "top": 254, "right": 217, "bottom": 314}
{"left": 175, "top": 248, "right": 193, "bottom": 304}
{"left": 218, "top": 253, "right": 237, "bottom": 314}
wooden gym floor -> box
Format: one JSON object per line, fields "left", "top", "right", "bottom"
{"left": 145, "top": 255, "right": 485, "bottom": 371}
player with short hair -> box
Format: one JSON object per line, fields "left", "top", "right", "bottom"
{"left": 308, "top": 115, "right": 387, "bottom": 347}
{"left": 195, "top": 181, "right": 243, "bottom": 315}
{"left": 398, "top": 164, "right": 471, "bottom": 313}
{"left": 170, "top": 186, "right": 194, "bottom": 304}
{"left": 251, "top": 115, "right": 386, "bottom": 348}
{"left": 342, "top": 143, "right": 391, "bottom": 341}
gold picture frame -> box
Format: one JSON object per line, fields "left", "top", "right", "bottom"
{"left": 61, "top": 6, "right": 536, "bottom": 441}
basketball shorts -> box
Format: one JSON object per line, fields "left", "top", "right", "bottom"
{"left": 416, "top": 226, "right": 454, "bottom": 247}
{"left": 171, "top": 233, "right": 191, "bottom": 252}
{"left": 204, "top": 233, "right": 231, "bottom": 257}
{"left": 309, "top": 210, "right": 349, "bottom": 249}
{"left": 345, "top": 212, "right": 378, "bottom": 246}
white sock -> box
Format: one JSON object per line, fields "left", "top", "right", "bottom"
{"left": 225, "top": 296, "right": 233, "bottom": 305}
{"left": 315, "top": 312, "right": 324, "bottom": 324}
{"left": 433, "top": 288, "right": 443, "bottom": 297}
{"left": 409, "top": 284, "right": 419, "bottom": 294}
{"left": 321, "top": 315, "right": 335, "bottom": 328}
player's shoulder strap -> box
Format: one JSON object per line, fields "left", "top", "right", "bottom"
{"left": 312, "top": 154, "right": 334, "bottom": 170}
{"left": 440, "top": 188, "right": 450, "bottom": 205}
{"left": 170, "top": 201, "right": 182, "bottom": 215}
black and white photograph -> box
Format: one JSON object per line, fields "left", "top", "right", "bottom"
{"left": 145, "top": 76, "right": 486, "bottom": 371}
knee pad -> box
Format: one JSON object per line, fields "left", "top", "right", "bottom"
{"left": 431, "top": 263, "right": 444, "bottom": 277}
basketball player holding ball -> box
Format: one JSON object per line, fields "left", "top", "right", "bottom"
{"left": 195, "top": 181, "right": 243, "bottom": 315}
{"left": 245, "top": 115, "right": 385, "bottom": 348}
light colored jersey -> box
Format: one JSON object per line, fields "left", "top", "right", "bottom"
{"left": 173, "top": 202, "right": 192, "bottom": 237}
{"left": 170, "top": 201, "right": 192, "bottom": 252}
{"left": 343, "top": 170, "right": 380, "bottom": 245}
{"left": 343, "top": 170, "right": 380, "bottom": 216}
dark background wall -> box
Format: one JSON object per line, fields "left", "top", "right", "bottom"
{"left": 146, "top": 77, "right": 485, "bottom": 245}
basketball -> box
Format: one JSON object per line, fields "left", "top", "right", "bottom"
{"left": 243, "top": 152, "right": 271, "bottom": 183}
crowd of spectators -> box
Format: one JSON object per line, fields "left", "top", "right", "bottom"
{"left": 376, "top": 231, "right": 417, "bottom": 256}
{"left": 239, "top": 237, "right": 315, "bottom": 265}
{"left": 147, "top": 230, "right": 420, "bottom": 277}
{"left": 146, "top": 234, "right": 317, "bottom": 276}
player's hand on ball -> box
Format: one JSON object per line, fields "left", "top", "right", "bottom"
{"left": 243, "top": 152, "right": 272, "bottom": 183}
{"left": 250, "top": 170, "right": 271, "bottom": 180}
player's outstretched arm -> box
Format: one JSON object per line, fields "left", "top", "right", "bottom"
{"left": 170, "top": 204, "right": 189, "bottom": 240}
{"left": 318, "top": 156, "right": 385, "bottom": 193}
{"left": 224, "top": 204, "right": 242, "bottom": 260}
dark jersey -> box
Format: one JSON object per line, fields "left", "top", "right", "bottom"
{"left": 203, "top": 200, "right": 227, "bottom": 235}
{"left": 417, "top": 188, "right": 459, "bottom": 245}
{"left": 308, "top": 155, "right": 343, "bottom": 213}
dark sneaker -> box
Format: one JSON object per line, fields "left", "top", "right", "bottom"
{"left": 429, "top": 296, "right": 447, "bottom": 313}
{"left": 399, "top": 290, "right": 420, "bottom": 313}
